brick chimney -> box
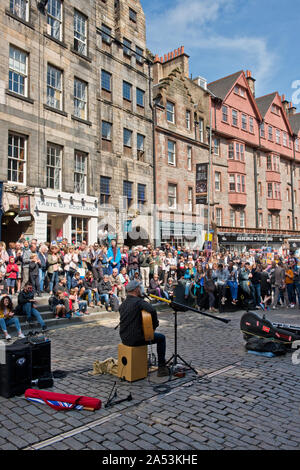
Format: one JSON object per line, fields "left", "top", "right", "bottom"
{"left": 246, "top": 70, "right": 256, "bottom": 97}
{"left": 152, "top": 46, "right": 189, "bottom": 85}
{"left": 287, "top": 101, "right": 297, "bottom": 116}
{"left": 281, "top": 94, "right": 290, "bottom": 114}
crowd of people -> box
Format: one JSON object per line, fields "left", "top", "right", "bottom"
{"left": 0, "top": 235, "right": 300, "bottom": 339}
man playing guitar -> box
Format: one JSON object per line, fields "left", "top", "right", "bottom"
{"left": 119, "top": 280, "right": 169, "bottom": 377}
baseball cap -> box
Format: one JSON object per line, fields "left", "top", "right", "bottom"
{"left": 126, "top": 280, "right": 142, "bottom": 292}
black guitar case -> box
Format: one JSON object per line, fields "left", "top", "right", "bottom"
{"left": 240, "top": 311, "right": 300, "bottom": 347}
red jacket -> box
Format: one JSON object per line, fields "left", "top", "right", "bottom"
{"left": 6, "top": 263, "right": 19, "bottom": 279}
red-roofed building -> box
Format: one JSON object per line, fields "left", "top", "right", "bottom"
{"left": 208, "top": 70, "right": 300, "bottom": 251}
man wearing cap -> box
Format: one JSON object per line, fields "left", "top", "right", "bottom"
{"left": 119, "top": 279, "right": 169, "bottom": 377}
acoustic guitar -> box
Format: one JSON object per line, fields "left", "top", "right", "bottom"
{"left": 141, "top": 310, "right": 154, "bottom": 341}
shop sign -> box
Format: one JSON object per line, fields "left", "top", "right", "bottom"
{"left": 35, "top": 196, "right": 98, "bottom": 216}
{"left": 218, "top": 233, "right": 284, "bottom": 243}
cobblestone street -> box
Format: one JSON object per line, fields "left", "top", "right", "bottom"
{"left": 1, "top": 306, "right": 300, "bottom": 452}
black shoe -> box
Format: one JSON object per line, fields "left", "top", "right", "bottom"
{"left": 157, "top": 365, "right": 170, "bottom": 377}
{"left": 42, "top": 325, "right": 48, "bottom": 331}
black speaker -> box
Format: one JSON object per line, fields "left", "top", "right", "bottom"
{"left": 14, "top": 336, "right": 51, "bottom": 380}
{"left": 0, "top": 343, "right": 32, "bottom": 398}
{"left": 31, "top": 339, "right": 51, "bottom": 380}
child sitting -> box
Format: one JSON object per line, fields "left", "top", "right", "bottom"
{"left": 69, "top": 288, "right": 87, "bottom": 316}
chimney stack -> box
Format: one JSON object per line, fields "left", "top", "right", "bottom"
{"left": 287, "top": 101, "right": 297, "bottom": 116}
{"left": 152, "top": 46, "right": 190, "bottom": 81}
{"left": 281, "top": 94, "right": 290, "bottom": 114}
{"left": 246, "top": 70, "right": 256, "bottom": 97}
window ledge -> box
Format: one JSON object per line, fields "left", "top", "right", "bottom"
{"left": 5, "top": 90, "right": 34, "bottom": 104}
{"left": 44, "top": 104, "right": 68, "bottom": 117}
{"left": 5, "top": 9, "right": 34, "bottom": 29}
{"left": 70, "top": 47, "right": 92, "bottom": 63}
{"left": 71, "top": 115, "right": 92, "bottom": 126}
{"left": 44, "top": 33, "right": 67, "bottom": 49}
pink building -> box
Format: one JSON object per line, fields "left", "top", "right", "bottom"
{"left": 208, "top": 70, "right": 300, "bottom": 251}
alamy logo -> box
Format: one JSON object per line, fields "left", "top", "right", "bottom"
{"left": 291, "top": 81, "right": 300, "bottom": 105}
{"left": 291, "top": 340, "right": 300, "bottom": 365}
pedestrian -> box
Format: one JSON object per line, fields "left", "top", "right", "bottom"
{"left": 29, "top": 254, "right": 41, "bottom": 296}
{"left": 204, "top": 269, "right": 217, "bottom": 312}
{"left": 107, "top": 239, "right": 122, "bottom": 274}
{"left": 64, "top": 246, "right": 79, "bottom": 290}
{"left": 271, "top": 262, "right": 286, "bottom": 309}
{"left": 139, "top": 247, "right": 151, "bottom": 288}
{"left": 47, "top": 245, "right": 62, "bottom": 295}
{"left": 285, "top": 262, "right": 295, "bottom": 308}
{"left": 5, "top": 256, "right": 19, "bottom": 295}
{"left": 38, "top": 244, "right": 48, "bottom": 293}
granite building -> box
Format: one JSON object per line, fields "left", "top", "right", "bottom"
{"left": 0, "top": 0, "right": 153, "bottom": 246}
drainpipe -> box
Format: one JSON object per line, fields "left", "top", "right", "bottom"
{"left": 291, "top": 136, "right": 296, "bottom": 231}
{"left": 148, "top": 60, "right": 157, "bottom": 247}
{"left": 253, "top": 152, "right": 259, "bottom": 229}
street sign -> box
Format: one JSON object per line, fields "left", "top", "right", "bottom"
{"left": 14, "top": 215, "right": 31, "bottom": 224}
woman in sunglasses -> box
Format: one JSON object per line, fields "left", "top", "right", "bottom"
{"left": 0, "top": 295, "right": 25, "bottom": 340}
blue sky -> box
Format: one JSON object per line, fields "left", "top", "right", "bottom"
{"left": 141, "top": 0, "right": 300, "bottom": 109}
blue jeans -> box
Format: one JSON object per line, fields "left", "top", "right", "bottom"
{"left": 22, "top": 303, "right": 45, "bottom": 328}
{"left": 49, "top": 271, "right": 59, "bottom": 293}
{"left": 0, "top": 316, "right": 21, "bottom": 333}
{"left": 294, "top": 283, "right": 300, "bottom": 306}
{"left": 100, "top": 293, "right": 118, "bottom": 306}
{"left": 39, "top": 269, "right": 46, "bottom": 292}
{"left": 184, "top": 281, "right": 191, "bottom": 296}
{"left": 129, "top": 268, "right": 139, "bottom": 280}
{"left": 78, "top": 301, "right": 87, "bottom": 313}
{"left": 287, "top": 283, "right": 295, "bottom": 304}
{"left": 66, "top": 271, "right": 74, "bottom": 290}
{"left": 251, "top": 283, "right": 261, "bottom": 306}
{"left": 86, "top": 289, "right": 100, "bottom": 304}
{"left": 132, "top": 332, "right": 166, "bottom": 367}
{"left": 227, "top": 280, "right": 238, "bottom": 301}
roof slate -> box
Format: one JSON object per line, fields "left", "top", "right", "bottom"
{"left": 207, "top": 71, "right": 243, "bottom": 100}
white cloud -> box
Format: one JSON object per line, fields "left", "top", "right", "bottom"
{"left": 146, "top": 0, "right": 277, "bottom": 94}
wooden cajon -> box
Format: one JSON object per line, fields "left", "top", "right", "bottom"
{"left": 117, "top": 344, "right": 148, "bottom": 382}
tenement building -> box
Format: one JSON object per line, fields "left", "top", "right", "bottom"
{"left": 0, "top": 0, "right": 153, "bottom": 246}
{"left": 208, "top": 70, "right": 300, "bottom": 252}
{"left": 152, "top": 48, "right": 210, "bottom": 247}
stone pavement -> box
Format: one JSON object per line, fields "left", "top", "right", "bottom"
{"left": 0, "top": 305, "right": 300, "bottom": 451}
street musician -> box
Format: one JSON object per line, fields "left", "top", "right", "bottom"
{"left": 119, "top": 280, "right": 169, "bottom": 377}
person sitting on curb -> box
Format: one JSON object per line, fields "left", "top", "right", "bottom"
{"left": 16, "top": 282, "right": 47, "bottom": 331}
{"left": 0, "top": 295, "right": 25, "bottom": 340}
{"left": 69, "top": 288, "right": 87, "bottom": 316}
{"left": 83, "top": 271, "right": 100, "bottom": 307}
{"left": 98, "top": 274, "right": 115, "bottom": 311}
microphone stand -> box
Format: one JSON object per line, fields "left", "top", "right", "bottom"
{"left": 148, "top": 294, "right": 231, "bottom": 378}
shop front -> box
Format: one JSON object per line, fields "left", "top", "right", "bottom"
{"left": 159, "top": 221, "right": 204, "bottom": 249}
{"left": 34, "top": 189, "right": 98, "bottom": 245}
{"left": 1, "top": 188, "right": 34, "bottom": 244}
{"left": 218, "top": 232, "right": 285, "bottom": 252}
